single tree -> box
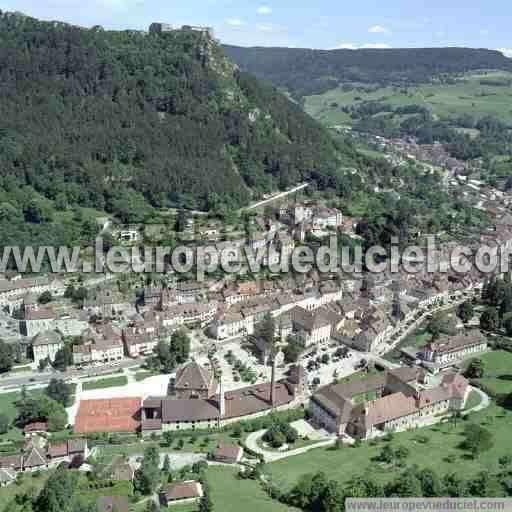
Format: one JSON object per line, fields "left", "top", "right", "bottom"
{"left": 395, "top": 445, "right": 410, "bottom": 465}
{"left": 0, "top": 413, "right": 10, "bottom": 435}
{"left": 462, "top": 423, "right": 494, "bottom": 458}
{"left": 134, "top": 446, "right": 161, "bottom": 495}
{"left": 38, "top": 291, "right": 53, "bottom": 304}
{"left": 46, "top": 379, "right": 71, "bottom": 406}
{"left": 0, "top": 340, "right": 14, "bottom": 374}
{"left": 162, "top": 454, "right": 171, "bottom": 474}
{"left": 464, "top": 358, "right": 485, "bottom": 379}
{"left": 53, "top": 345, "right": 72, "bottom": 371}
{"left": 163, "top": 431, "right": 173, "bottom": 447}
{"left": 457, "top": 301, "right": 474, "bottom": 323}
{"left": 480, "top": 307, "right": 498, "bottom": 332}
{"left": 34, "top": 465, "right": 78, "bottom": 512}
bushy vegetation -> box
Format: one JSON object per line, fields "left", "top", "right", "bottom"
{"left": 15, "top": 386, "right": 68, "bottom": 432}
{"left": 262, "top": 416, "right": 298, "bottom": 448}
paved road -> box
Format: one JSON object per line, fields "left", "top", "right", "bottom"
{"left": 246, "top": 183, "right": 309, "bottom": 211}
{"left": 0, "top": 359, "right": 142, "bottom": 392}
{"left": 376, "top": 290, "right": 478, "bottom": 357}
{"left": 127, "top": 452, "right": 206, "bottom": 471}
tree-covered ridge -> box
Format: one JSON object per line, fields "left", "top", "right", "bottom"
{"left": 223, "top": 45, "right": 512, "bottom": 99}
{"left": 0, "top": 11, "right": 347, "bottom": 215}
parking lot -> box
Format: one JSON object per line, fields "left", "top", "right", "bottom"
{"left": 189, "top": 329, "right": 368, "bottom": 393}
{"left": 300, "top": 343, "right": 367, "bottom": 390}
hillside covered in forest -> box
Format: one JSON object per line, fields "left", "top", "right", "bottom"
{"left": 0, "top": 11, "right": 359, "bottom": 225}
{"left": 223, "top": 45, "right": 512, "bottom": 99}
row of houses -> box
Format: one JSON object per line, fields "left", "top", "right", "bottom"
{"left": 0, "top": 438, "right": 88, "bottom": 485}
{"left": 0, "top": 275, "right": 66, "bottom": 311}
{"left": 211, "top": 281, "right": 343, "bottom": 341}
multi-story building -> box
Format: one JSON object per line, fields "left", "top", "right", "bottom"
{"left": 421, "top": 330, "right": 487, "bottom": 366}
{"left": 163, "top": 302, "right": 217, "bottom": 329}
{"left": 31, "top": 331, "right": 64, "bottom": 366}
{"left": 309, "top": 368, "right": 469, "bottom": 439}
{"left": 312, "top": 207, "right": 343, "bottom": 230}
{"left": 21, "top": 308, "right": 56, "bottom": 337}
{"left": 122, "top": 327, "right": 159, "bottom": 358}
{"left": 169, "top": 361, "right": 218, "bottom": 400}
{"left": 288, "top": 306, "right": 332, "bottom": 348}
{"left": 72, "top": 324, "right": 124, "bottom": 366}
{"left": 0, "top": 276, "right": 65, "bottom": 312}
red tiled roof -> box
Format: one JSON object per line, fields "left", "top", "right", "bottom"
{"left": 25, "top": 308, "right": 55, "bottom": 320}
{"left": 74, "top": 397, "right": 141, "bottom": 434}
{"left": 48, "top": 443, "right": 68, "bottom": 458}
{"left": 24, "top": 422, "right": 48, "bottom": 433}
{"left": 162, "top": 481, "right": 201, "bottom": 501}
{"left": 213, "top": 443, "right": 242, "bottom": 462}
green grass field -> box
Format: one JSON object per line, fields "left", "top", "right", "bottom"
{"left": 0, "top": 390, "right": 46, "bottom": 443}
{"left": 464, "top": 390, "right": 483, "bottom": 410}
{"left": 267, "top": 403, "right": 511, "bottom": 492}
{"left": 82, "top": 376, "right": 128, "bottom": 391}
{"left": 98, "top": 432, "right": 240, "bottom": 458}
{"left": 469, "top": 350, "right": 512, "bottom": 396}
{"left": 134, "top": 371, "right": 156, "bottom": 382}
{"left": 305, "top": 71, "right": 512, "bottom": 126}
{"left": 384, "top": 330, "right": 432, "bottom": 363}
{"left": 337, "top": 369, "right": 381, "bottom": 385}
{"left": 205, "top": 466, "right": 298, "bottom": 512}
{"left": 475, "top": 350, "right": 512, "bottom": 375}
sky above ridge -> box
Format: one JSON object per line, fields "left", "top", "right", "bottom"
{"left": 2, "top": 0, "right": 511, "bottom": 56}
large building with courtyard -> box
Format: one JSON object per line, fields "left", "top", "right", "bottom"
{"left": 309, "top": 367, "right": 470, "bottom": 439}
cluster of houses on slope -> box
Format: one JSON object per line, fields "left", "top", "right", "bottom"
{"left": 369, "top": 136, "right": 468, "bottom": 175}
{"left": 309, "top": 367, "right": 470, "bottom": 439}
{"left": 0, "top": 438, "right": 88, "bottom": 486}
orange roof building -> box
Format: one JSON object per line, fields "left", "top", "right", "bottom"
{"left": 74, "top": 397, "right": 141, "bottom": 434}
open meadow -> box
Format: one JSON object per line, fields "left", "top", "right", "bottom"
{"left": 267, "top": 402, "right": 512, "bottom": 491}
{"left": 305, "top": 71, "right": 512, "bottom": 126}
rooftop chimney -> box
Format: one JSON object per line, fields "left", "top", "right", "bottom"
{"left": 270, "top": 357, "right": 276, "bottom": 408}
{"left": 218, "top": 373, "right": 225, "bottom": 419}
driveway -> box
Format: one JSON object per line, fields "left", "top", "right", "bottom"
{"left": 462, "top": 385, "right": 490, "bottom": 415}
{"left": 245, "top": 428, "right": 335, "bottom": 463}
{"left": 128, "top": 452, "right": 206, "bottom": 471}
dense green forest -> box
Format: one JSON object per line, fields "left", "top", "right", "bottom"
{"left": 223, "top": 45, "right": 512, "bottom": 99}
{"left": 0, "top": 11, "right": 364, "bottom": 251}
